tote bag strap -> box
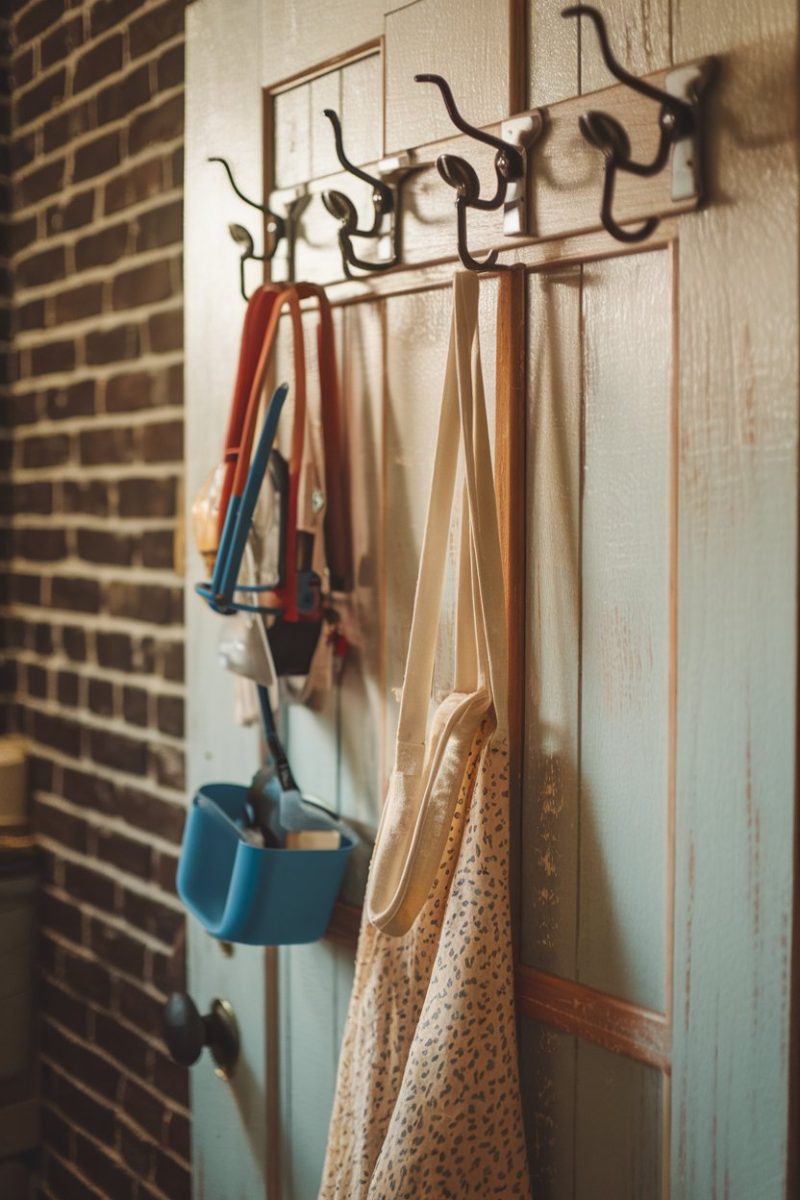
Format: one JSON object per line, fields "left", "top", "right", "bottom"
{"left": 233, "top": 286, "right": 307, "bottom": 621}
{"left": 394, "top": 272, "right": 507, "bottom": 772}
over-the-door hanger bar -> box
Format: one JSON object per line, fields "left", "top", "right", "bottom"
{"left": 210, "top": 4, "right": 716, "bottom": 288}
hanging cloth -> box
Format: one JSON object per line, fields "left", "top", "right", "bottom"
{"left": 320, "top": 272, "right": 531, "bottom": 1200}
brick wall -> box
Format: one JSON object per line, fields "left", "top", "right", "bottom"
{"left": 2, "top": 2, "right": 191, "bottom": 1197}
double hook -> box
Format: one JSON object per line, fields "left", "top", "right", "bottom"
{"left": 415, "top": 74, "right": 542, "bottom": 272}
{"left": 562, "top": 5, "right": 705, "bottom": 242}
{"left": 321, "top": 109, "right": 404, "bottom": 278}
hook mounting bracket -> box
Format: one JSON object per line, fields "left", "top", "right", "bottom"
{"left": 500, "top": 113, "right": 544, "bottom": 236}
{"left": 665, "top": 59, "right": 715, "bottom": 204}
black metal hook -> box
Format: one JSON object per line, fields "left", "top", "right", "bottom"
{"left": 415, "top": 73, "right": 526, "bottom": 272}
{"left": 561, "top": 5, "right": 696, "bottom": 242}
{"left": 321, "top": 109, "right": 400, "bottom": 277}
{"left": 209, "top": 157, "right": 286, "bottom": 299}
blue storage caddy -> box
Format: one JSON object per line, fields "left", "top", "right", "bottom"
{"left": 177, "top": 782, "right": 354, "bottom": 945}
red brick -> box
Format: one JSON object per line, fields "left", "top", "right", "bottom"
{"left": 43, "top": 100, "right": 91, "bottom": 153}
{"left": 141, "top": 528, "right": 174, "bottom": 569}
{"left": 45, "top": 1152, "right": 105, "bottom": 1200}
{"left": 73, "top": 34, "right": 123, "bottom": 94}
{"left": 47, "top": 189, "right": 95, "bottom": 235}
{"left": 118, "top": 1118, "right": 156, "bottom": 1179}
{"left": 15, "top": 68, "right": 66, "bottom": 127}
{"left": 116, "top": 786, "right": 184, "bottom": 842}
{"left": 41, "top": 13, "right": 83, "bottom": 69}
{"left": 41, "top": 1102, "right": 73, "bottom": 1159}
{"left": 156, "top": 693, "right": 183, "bottom": 738}
{"left": 79, "top": 425, "right": 135, "bottom": 465}
{"left": 142, "top": 418, "right": 182, "bottom": 462}
{"left": 156, "top": 42, "right": 184, "bottom": 91}
{"left": 17, "top": 244, "right": 66, "bottom": 289}
{"left": 56, "top": 670, "right": 79, "bottom": 707}
{"left": 51, "top": 575, "right": 101, "bottom": 614}
{"left": 74, "top": 1134, "right": 136, "bottom": 1200}
{"left": 135, "top": 198, "right": 182, "bottom": 252}
{"left": 49, "top": 1070, "right": 116, "bottom": 1144}
{"left": 122, "top": 684, "right": 147, "bottom": 726}
{"left": 123, "top": 888, "right": 182, "bottom": 944}
{"left": 62, "top": 479, "right": 108, "bottom": 515}
{"left": 76, "top": 527, "right": 134, "bottom": 565}
{"left": 20, "top": 431, "right": 70, "bottom": 468}
{"left": 63, "top": 950, "right": 112, "bottom": 1007}
{"left": 90, "top": 917, "right": 147, "bottom": 977}
{"left": 73, "top": 130, "right": 121, "bottom": 183}
{"left": 30, "top": 338, "right": 75, "bottom": 376}
{"left": 152, "top": 1050, "right": 188, "bottom": 1107}
{"left": 112, "top": 259, "right": 173, "bottom": 309}
{"left": 53, "top": 282, "right": 104, "bottom": 325}
{"left": 117, "top": 476, "right": 176, "bottom": 517}
{"left": 33, "top": 709, "right": 82, "bottom": 757}
{"left": 90, "top": 727, "right": 148, "bottom": 776}
{"left": 147, "top": 306, "right": 182, "bottom": 352}
{"left": 90, "top": 0, "right": 145, "bottom": 37}
{"left": 97, "top": 62, "right": 150, "bottom": 125}
{"left": 16, "top": 158, "right": 65, "bottom": 207}
{"left": 42, "top": 1021, "right": 120, "bottom": 1101}
{"left": 75, "top": 220, "right": 129, "bottom": 270}
{"left": 87, "top": 677, "right": 114, "bottom": 716}
{"left": 120, "top": 1076, "right": 166, "bottom": 1139}
{"left": 16, "top": 296, "right": 45, "bottom": 330}
{"left": 10, "top": 480, "right": 53, "bottom": 514}
{"left": 64, "top": 860, "right": 116, "bottom": 910}
{"left": 34, "top": 796, "right": 86, "bottom": 854}
{"left": 46, "top": 379, "right": 96, "bottom": 420}
{"left": 149, "top": 742, "right": 184, "bottom": 791}
{"left": 16, "top": 0, "right": 66, "bottom": 43}
{"left": 62, "top": 765, "right": 115, "bottom": 812}
{"left": 85, "top": 322, "right": 140, "bottom": 364}
{"left": 159, "top": 640, "right": 183, "bottom": 683}
{"left": 42, "top": 890, "right": 83, "bottom": 941}
{"left": 13, "top": 524, "right": 67, "bottom": 561}
{"left": 105, "top": 369, "right": 157, "bottom": 412}
{"left": 61, "top": 625, "right": 88, "bottom": 661}
{"left": 103, "top": 156, "right": 162, "bottom": 215}
{"left": 116, "top": 977, "right": 167, "bottom": 1039}
{"left": 155, "top": 1149, "right": 191, "bottom": 1200}
{"left": 128, "top": 93, "right": 183, "bottom": 156}
{"left": 106, "top": 580, "right": 180, "bottom": 624}
{"left": 129, "top": 0, "right": 183, "bottom": 57}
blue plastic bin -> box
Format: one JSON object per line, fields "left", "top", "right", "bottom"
{"left": 177, "top": 782, "right": 354, "bottom": 945}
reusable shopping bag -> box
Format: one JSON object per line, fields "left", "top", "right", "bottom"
{"left": 320, "top": 272, "right": 531, "bottom": 1199}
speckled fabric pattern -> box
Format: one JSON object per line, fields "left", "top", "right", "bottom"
{"left": 319, "top": 724, "right": 531, "bottom": 1199}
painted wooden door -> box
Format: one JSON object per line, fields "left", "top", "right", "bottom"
{"left": 184, "top": 2, "right": 798, "bottom": 1198}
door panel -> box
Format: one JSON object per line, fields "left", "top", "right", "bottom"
{"left": 521, "top": 1018, "right": 665, "bottom": 1200}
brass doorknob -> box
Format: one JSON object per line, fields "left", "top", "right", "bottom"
{"left": 163, "top": 993, "right": 240, "bottom": 1079}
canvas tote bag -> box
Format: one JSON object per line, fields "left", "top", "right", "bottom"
{"left": 320, "top": 272, "right": 531, "bottom": 1200}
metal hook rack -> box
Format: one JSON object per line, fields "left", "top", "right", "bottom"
{"left": 321, "top": 108, "right": 416, "bottom": 278}
{"left": 561, "top": 5, "right": 715, "bottom": 243}
{"left": 415, "top": 73, "right": 543, "bottom": 272}
{"left": 209, "top": 156, "right": 307, "bottom": 298}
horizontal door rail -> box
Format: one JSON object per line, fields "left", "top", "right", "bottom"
{"left": 325, "top": 904, "right": 670, "bottom": 1071}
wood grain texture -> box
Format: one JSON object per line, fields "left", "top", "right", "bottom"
{"left": 522, "top": 267, "right": 582, "bottom": 978}
{"left": 184, "top": 4, "right": 268, "bottom": 1198}
{"left": 521, "top": 1018, "right": 664, "bottom": 1200}
{"left": 578, "top": 250, "right": 672, "bottom": 1012}
{"left": 517, "top": 964, "right": 670, "bottom": 1070}
{"left": 384, "top": 0, "right": 513, "bottom": 152}
{"left": 670, "top": 2, "right": 799, "bottom": 1196}
{"left": 261, "top": 0, "right": 384, "bottom": 88}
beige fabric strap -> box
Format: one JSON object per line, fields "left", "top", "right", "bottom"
{"left": 394, "top": 272, "right": 507, "bottom": 765}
